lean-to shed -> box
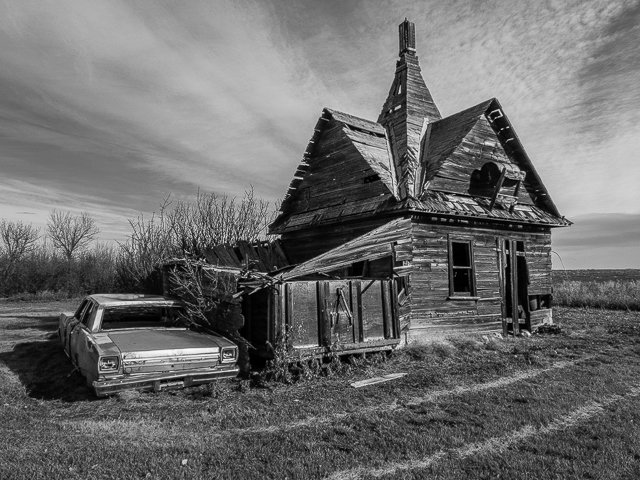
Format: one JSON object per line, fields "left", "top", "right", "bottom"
{"left": 269, "top": 19, "right": 571, "bottom": 345}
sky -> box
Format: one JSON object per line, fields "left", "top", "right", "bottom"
{"left": 0, "top": 0, "right": 638, "bottom": 269}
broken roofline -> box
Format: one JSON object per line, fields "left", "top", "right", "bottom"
{"left": 269, "top": 19, "right": 568, "bottom": 235}
{"left": 269, "top": 101, "right": 569, "bottom": 234}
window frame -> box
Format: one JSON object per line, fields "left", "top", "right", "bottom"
{"left": 447, "top": 237, "right": 477, "bottom": 297}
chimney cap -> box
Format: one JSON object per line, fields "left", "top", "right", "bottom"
{"left": 399, "top": 19, "right": 416, "bottom": 55}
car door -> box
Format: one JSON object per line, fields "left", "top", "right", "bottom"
{"left": 69, "top": 301, "right": 99, "bottom": 383}
{"left": 63, "top": 299, "right": 89, "bottom": 356}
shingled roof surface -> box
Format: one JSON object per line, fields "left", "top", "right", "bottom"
{"left": 379, "top": 191, "right": 571, "bottom": 226}
{"left": 424, "top": 99, "right": 494, "bottom": 182}
{"left": 272, "top": 101, "right": 569, "bottom": 233}
{"left": 270, "top": 19, "right": 568, "bottom": 234}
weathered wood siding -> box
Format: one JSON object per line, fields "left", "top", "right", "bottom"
{"left": 244, "top": 279, "right": 400, "bottom": 358}
{"left": 406, "top": 220, "right": 552, "bottom": 340}
{"left": 525, "top": 233, "right": 553, "bottom": 296}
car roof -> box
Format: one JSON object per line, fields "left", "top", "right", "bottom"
{"left": 87, "top": 294, "right": 183, "bottom": 308}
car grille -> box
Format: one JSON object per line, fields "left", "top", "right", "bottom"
{"left": 122, "top": 353, "right": 220, "bottom": 374}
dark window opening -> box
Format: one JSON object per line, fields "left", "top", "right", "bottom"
{"left": 453, "top": 269, "right": 471, "bottom": 293}
{"left": 449, "top": 240, "right": 475, "bottom": 296}
{"left": 452, "top": 242, "right": 471, "bottom": 267}
{"left": 100, "top": 305, "right": 186, "bottom": 331}
{"left": 350, "top": 261, "right": 366, "bottom": 276}
{"left": 363, "top": 174, "right": 380, "bottom": 184}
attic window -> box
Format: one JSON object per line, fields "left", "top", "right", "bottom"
{"left": 469, "top": 161, "right": 521, "bottom": 198}
{"left": 363, "top": 174, "right": 380, "bottom": 184}
{"left": 488, "top": 109, "right": 503, "bottom": 122}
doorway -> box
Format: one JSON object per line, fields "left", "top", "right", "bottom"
{"left": 498, "top": 239, "right": 531, "bottom": 335}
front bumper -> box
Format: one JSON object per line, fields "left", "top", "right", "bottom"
{"left": 93, "top": 364, "right": 239, "bottom": 397}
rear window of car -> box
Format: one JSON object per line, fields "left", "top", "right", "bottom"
{"left": 100, "top": 305, "right": 186, "bottom": 330}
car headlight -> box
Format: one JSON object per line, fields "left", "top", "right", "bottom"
{"left": 99, "top": 356, "right": 120, "bottom": 371}
{"left": 221, "top": 348, "right": 236, "bottom": 361}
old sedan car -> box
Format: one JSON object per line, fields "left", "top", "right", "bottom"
{"left": 58, "top": 294, "right": 239, "bottom": 397}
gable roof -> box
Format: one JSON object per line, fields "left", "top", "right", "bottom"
{"left": 270, "top": 20, "right": 568, "bottom": 234}
{"left": 424, "top": 99, "right": 494, "bottom": 183}
{"left": 423, "top": 98, "right": 561, "bottom": 217}
{"left": 270, "top": 108, "right": 396, "bottom": 234}
{"left": 271, "top": 99, "right": 569, "bottom": 233}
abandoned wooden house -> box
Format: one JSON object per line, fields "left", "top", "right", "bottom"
{"left": 166, "top": 19, "right": 570, "bottom": 363}
{"left": 264, "top": 19, "right": 570, "bottom": 349}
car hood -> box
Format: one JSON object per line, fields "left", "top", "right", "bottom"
{"left": 105, "top": 329, "right": 222, "bottom": 353}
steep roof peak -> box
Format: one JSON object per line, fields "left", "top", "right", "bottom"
{"left": 377, "top": 19, "right": 442, "bottom": 199}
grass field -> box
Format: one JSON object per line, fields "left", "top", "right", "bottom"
{"left": 553, "top": 269, "right": 640, "bottom": 311}
{"left": 2, "top": 300, "right": 640, "bottom": 479}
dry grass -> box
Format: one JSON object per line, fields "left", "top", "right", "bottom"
{"left": 554, "top": 279, "right": 640, "bottom": 310}
{"left": 2, "top": 301, "right": 640, "bottom": 479}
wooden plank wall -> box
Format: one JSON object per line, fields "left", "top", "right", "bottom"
{"left": 248, "top": 279, "right": 400, "bottom": 357}
{"left": 406, "top": 221, "right": 552, "bottom": 340}
{"left": 525, "top": 233, "right": 553, "bottom": 296}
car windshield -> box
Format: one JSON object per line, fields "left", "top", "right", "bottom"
{"left": 100, "top": 305, "right": 187, "bottom": 330}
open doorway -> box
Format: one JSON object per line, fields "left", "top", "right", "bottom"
{"left": 499, "top": 239, "right": 531, "bottom": 335}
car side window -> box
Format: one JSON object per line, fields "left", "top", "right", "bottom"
{"left": 86, "top": 307, "right": 100, "bottom": 331}
{"left": 81, "top": 302, "right": 96, "bottom": 326}
{"left": 74, "top": 300, "right": 89, "bottom": 320}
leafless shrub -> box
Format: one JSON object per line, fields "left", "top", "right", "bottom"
{"left": 166, "top": 187, "right": 275, "bottom": 257}
{"left": 116, "top": 204, "right": 175, "bottom": 293}
{"left": 166, "top": 261, "right": 219, "bottom": 327}
{"left": 0, "top": 220, "right": 40, "bottom": 279}
{"left": 46, "top": 210, "right": 99, "bottom": 260}
{"left": 0, "top": 235, "right": 117, "bottom": 297}
{"left": 117, "top": 188, "right": 276, "bottom": 293}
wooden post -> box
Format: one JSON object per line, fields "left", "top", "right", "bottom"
{"left": 489, "top": 168, "right": 507, "bottom": 211}
{"left": 355, "top": 281, "right": 363, "bottom": 343}
{"left": 497, "top": 238, "right": 508, "bottom": 336}
{"left": 509, "top": 180, "right": 522, "bottom": 214}
{"left": 510, "top": 240, "right": 520, "bottom": 335}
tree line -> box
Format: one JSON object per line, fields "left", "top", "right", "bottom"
{"left": 0, "top": 188, "right": 274, "bottom": 298}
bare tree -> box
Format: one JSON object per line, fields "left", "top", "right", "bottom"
{"left": 47, "top": 210, "right": 99, "bottom": 260}
{"left": 0, "top": 220, "right": 40, "bottom": 260}
{"left": 0, "top": 220, "right": 40, "bottom": 278}
{"left": 166, "top": 186, "right": 275, "bottom": 256}
{"left": 117, "top": 187, "right": 277, "bottom": 292}
{"left": 116, "top": 209, "right": 175, "bottom": 293}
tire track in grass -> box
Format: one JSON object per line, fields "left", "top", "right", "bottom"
{"left": 229, "top": 356, "right": 595, "bottom": 435}
{"left": 326, "top": 384, "right": 640, "bottom": 480}
{"left": 64, "top": 356, "right": 593, "bottom": 440}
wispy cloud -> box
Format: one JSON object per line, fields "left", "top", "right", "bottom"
{"left": 0, "top": 0, "right": 638, "bottom": 267}
{"left": 0, "top": 0, "right": 332, "bottom": 207}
